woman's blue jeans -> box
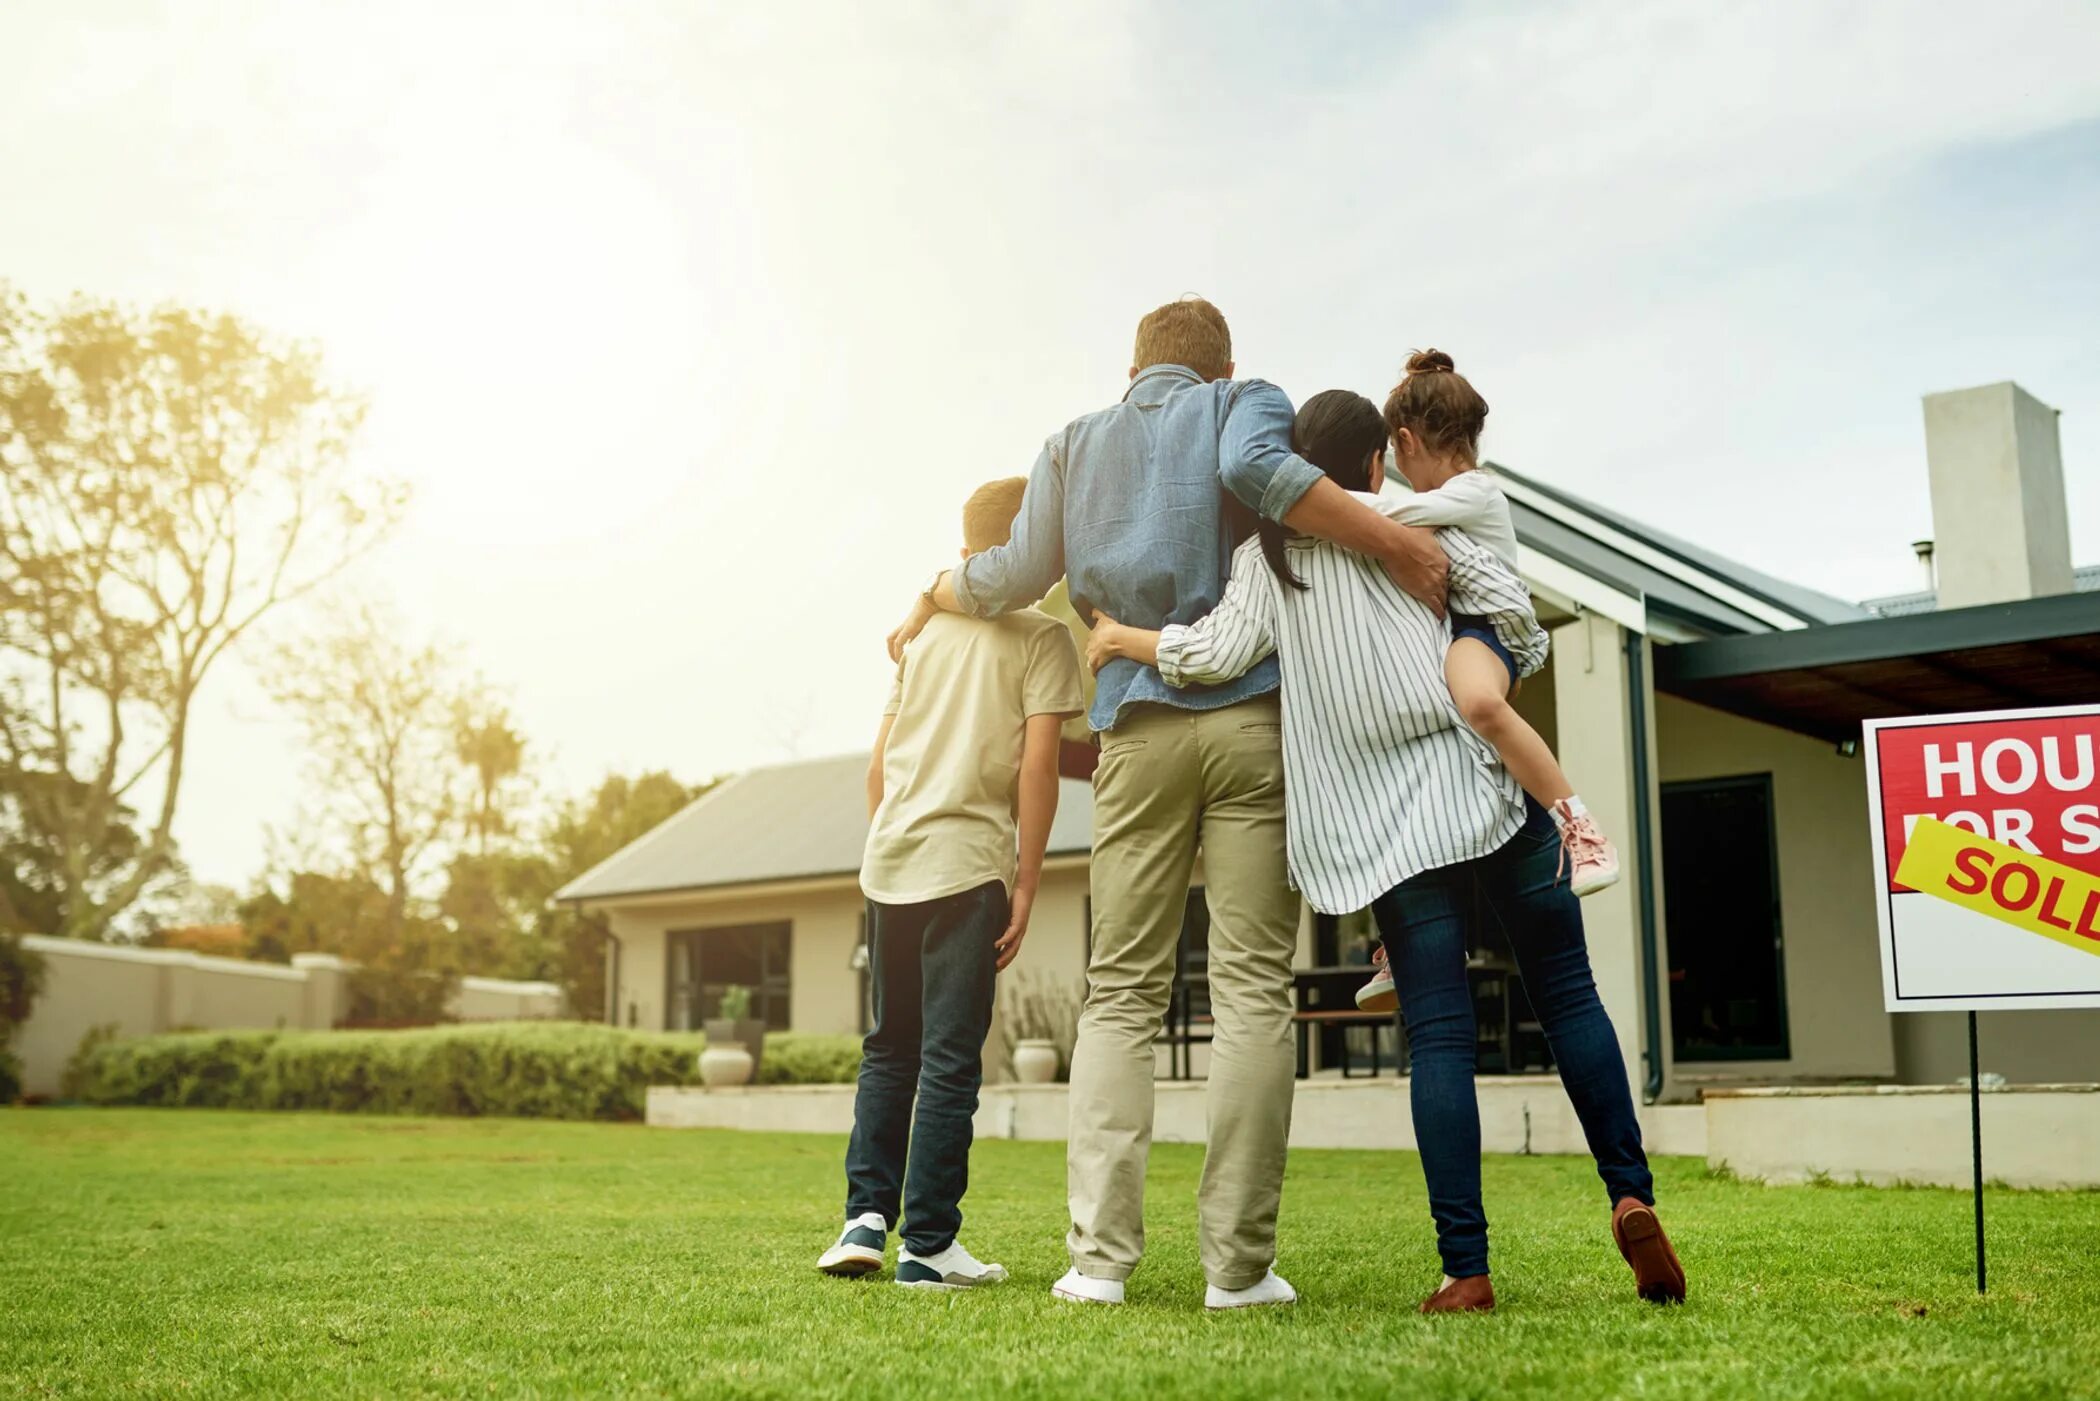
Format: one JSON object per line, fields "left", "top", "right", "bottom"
{"left": 1370, "top": 800, "right": 1653, "bottom": 1279}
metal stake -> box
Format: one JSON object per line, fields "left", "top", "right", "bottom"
{"left": 1968, "top": 1010, "right": 1985, "bottom": 1295}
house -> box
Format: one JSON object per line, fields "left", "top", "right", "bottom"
{"left": 560, "top": 379, "right": 2098, "bottom": 1100}
{"left": 556, "top": 754, "right": 1102, "bottom": 1040}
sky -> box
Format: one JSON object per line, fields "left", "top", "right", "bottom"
{"left": 3, "top": 0, "right": 2098, "bottom": 891}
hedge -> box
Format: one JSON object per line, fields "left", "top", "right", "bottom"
{"left": 61, "top": 1021, "right": 862, "bottom": 1121}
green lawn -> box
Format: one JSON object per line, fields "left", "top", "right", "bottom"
{"left": 2, "top": 1111, "right": 2096, "bottom": 1399}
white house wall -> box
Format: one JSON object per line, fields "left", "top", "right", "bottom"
{"left": 602, "top": 866, "right": 1095, "bottom": 1046}
{"left": 1547, "top": 614, "right": 1659, "bottom": 1093}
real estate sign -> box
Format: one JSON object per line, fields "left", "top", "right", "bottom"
{"left": 1864, "top": 704, "right": 2100, "bottom": 1012}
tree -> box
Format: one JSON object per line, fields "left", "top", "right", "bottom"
{"left": 265, "top": 605, "right": 459, "bottom": 955}
{"left": 452, "top": 692, "right": 527, "bottom": 858}
{"left": 436, "top": 690, "right": 534, "bottom": 974}
{"left": 236, "top": 869, "right": 390, "bottom": 964}
{"left": 0, "top": 287, "right": 403, "bottom": 941}
{"left": 0, "top": 930, "right": 46, "bottom": 1099}
{"left": 507, "top": 771, "right": 706, "bottom": 1016}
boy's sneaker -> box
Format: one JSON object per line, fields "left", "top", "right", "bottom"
{"left": 1552, "top": 798, "right": 1621, "bottom": 897}
{"left": 1355, "top": 945, "right": 1397, "bottom": 1013}
{"left": 1050, "top": 1268, "right": 1125, "bottom": 1305}
{"left": 895, "top": 1240, "right": 1008, "bottom": 1291}
{"left": 1205, "top": 1268, "right": 1298, "bottom": 1311}
{"left": 816, "top": 1212, "right": 888, "bottom": 1277}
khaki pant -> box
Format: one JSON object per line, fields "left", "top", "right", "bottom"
{"left": 1065, "top": 693, "right": 1299, "bottom": 1290}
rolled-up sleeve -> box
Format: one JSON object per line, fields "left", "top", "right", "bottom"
{"left": 1443, "top": 530, "right": 1550, "bottom": 679}
{"left": 1218, "top": 379, "right": 1324, "bottom": 523}
{"left": 952, "top": 435, "right": 1065, "bottom": 618}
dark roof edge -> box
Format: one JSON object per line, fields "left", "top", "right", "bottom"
{"left": 1654, "top": 590, "right": 2100, "bottom": 685}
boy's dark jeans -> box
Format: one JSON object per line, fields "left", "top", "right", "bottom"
{"left": 1370, "top": 800, "right": 1653, "bottom": 1280}
{"left": 845, "top": 880, "right": 1004, "bottom": 1256}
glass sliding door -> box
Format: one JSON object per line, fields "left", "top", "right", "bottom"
{"left": 665, "top": 922, "right": 793, "bottom": 1031}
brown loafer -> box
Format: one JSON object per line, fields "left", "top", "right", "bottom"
{"left": 1611, "top": 1197, "right": 1686, "bottom": 1304}
{"left": 1419, "top": 1274, "right": 1495, "bottom": 1314}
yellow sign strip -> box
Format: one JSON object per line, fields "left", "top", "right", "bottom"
{"left": 1895, "top": 818, "right": 2100, "bottom": 959}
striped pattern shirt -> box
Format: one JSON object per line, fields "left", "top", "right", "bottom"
{"left": 1155, "top": 492, "right": 1549, "bottom": 915}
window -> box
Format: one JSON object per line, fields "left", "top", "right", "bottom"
{"left": 666, "top": 923, "right": 792, "bottom": 1031}
{"left": 1661, "top": 774, "right": 1789, "bottom": 1062}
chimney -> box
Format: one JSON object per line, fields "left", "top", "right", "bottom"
{"left": 1921, "top": 381, "right": 2073, "bottom": 609}
{"left": 1911, "top": 538, "right": 1936, "bottom": 592}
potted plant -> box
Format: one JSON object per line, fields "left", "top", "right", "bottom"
{"left": 699, "top": 984, "right": 766, "bottom": 1087}
{"left": 1004, "top": 972, "right": 1079, "bottom": 1085}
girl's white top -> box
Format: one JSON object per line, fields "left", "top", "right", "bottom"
{"left": 1154, "top": 493, "right": 1546, "bottom": 914}
{"left": 1389, "top": 468, "right": 1519, "bottom": 570}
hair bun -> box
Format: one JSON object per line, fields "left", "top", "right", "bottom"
{"left": 1405, "top": 348, "right": 1456, "bottom": 376}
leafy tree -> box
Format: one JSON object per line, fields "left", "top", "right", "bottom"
{"left": 265, "top": 605, "right": 458, "bottom": 949}
{"left": 0, "top": 287, "right": 403, "bottom": 941}
{"left": 452, "top": 692, "right": 528, "bottom": 858}
{"left": 437, "top": 690, "right": 534, "bottom": 974}
{"left": 0, "top": 931, "right": 46, "bottom": 1099}
{"left": 236, "top": 870, "right": 391, "bottom": 964}
{"left": 0, "top": 762, "right": 159, "bottom": 936}
{"left": 507, "top": 771, "right": 706, "bottom": 1017}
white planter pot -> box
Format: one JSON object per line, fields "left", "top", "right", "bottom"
{"left": 1012, "top": 1040, "right": 1059, "bottom": 1085}
{"left": 699, "top": 1045, "right": 754, "bottom": 1088}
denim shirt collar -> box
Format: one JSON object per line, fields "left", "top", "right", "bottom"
{"left": 1124, "top": 364, "right": 1206, "bottom": 406}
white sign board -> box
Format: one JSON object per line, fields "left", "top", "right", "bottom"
{"left": 1863, "top": 703, "right": 2100, "bottom": 1012}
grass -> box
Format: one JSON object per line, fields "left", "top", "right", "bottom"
{"left": 2, "top": 1111, "right": 2097, "bottom": 1399}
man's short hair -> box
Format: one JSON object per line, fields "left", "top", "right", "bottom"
{"left": 1132, "top": 296, "right": 1231, "bottom": 380}
{"left": 963, "top": 477, "right": 1028, "bottom": 554}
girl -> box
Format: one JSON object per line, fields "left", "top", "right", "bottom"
{"left": 1087, "top": 367, "right": 1681, "bottom": 1312}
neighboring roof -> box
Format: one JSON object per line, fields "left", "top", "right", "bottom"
{"left": 1653, "top": 591, "right": 2100, "bottom": 743}
{"left": 555, "top": 752, "right": 1096, "bottom": 904}
{"left": 1494, "top": 463, "right": 1870, "bottom": 635}
{"left": 1862, "top": 563, "right": 2100, "bottom": 618}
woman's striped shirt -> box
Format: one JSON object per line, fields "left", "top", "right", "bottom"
{"left": 1155, "top": 492, "right": 1549, "bottom": 915}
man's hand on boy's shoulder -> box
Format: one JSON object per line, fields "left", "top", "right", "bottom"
{"left": 886, "top": 593, "right": 937, "bottom": 663}
{"left": 995, "top": 888, "right": 1033, "bottom": 970}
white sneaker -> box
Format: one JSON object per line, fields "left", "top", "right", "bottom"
{"left": 1050, "top": 1268, "right": 1125, "bottom": 1305}
{"left": 1205, "top": 1268, "right": 1298, "bottom": 1310}
{"left": 816, "top": 1212, "right": 888, "bottom": 1277}
{"left": 895, "top": 1240, "right": 1008, "bottom": 1290}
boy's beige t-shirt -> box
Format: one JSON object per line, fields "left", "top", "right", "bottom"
{"left": 859, "top": 608, "right": 1084, "bottom": 906}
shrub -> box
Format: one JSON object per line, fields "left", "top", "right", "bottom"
{"left": 62, "top": 1021, "right": 861, "bottom": 1121}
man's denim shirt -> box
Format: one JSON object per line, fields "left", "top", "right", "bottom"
{"left": 952, "top": 365, "right": 1323, "bottom": 733}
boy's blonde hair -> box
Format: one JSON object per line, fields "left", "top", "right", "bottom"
{"left": 963, "top": 477, "right": 1028, "bottom": 554}
{"left": 1132, "top": 296, "right": 1231, "bottom": 381}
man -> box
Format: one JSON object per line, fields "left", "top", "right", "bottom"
{"left": 885, "top": 297, "right": 1445, "bottom": 1309}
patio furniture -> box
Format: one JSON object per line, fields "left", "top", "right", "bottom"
{"left": 1291, "top": 967, "right": 1397, "bottom": 1078}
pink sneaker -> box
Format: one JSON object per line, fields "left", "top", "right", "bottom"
{"left": 1553, "top": 800, "right": 1621, "bottom": 897}
{"left": 1356, "top": 944, "right": 1398, "bottom": 1013}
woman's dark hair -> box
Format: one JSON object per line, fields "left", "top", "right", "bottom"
{"left": 1381, "top": 348, "right": 1488, "bottom": 461}
{"left": 1247, "top": 389, "right": 1388, "bottom": 590}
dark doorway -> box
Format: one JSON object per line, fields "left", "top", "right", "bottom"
{"left": 1661, "top": 774, "right": 1789, "bottom": 1061}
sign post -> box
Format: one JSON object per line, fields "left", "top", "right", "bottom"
{"left": 1862, "top": 703, "right": 2100, "bottom": 1295}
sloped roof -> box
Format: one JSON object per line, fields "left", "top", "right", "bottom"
{"left": 1861, "top": 563, "right": 2100, "bottom": 618}
{"left": 555, "top": 752, "right": 1096, "bottom": 904}
{"left": 1493, "top": 463, "right": 1870, "bottom": 634}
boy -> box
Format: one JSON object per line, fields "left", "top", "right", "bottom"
{"left": 816, "top": 476, "right": 1084, "bottom": 1289}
